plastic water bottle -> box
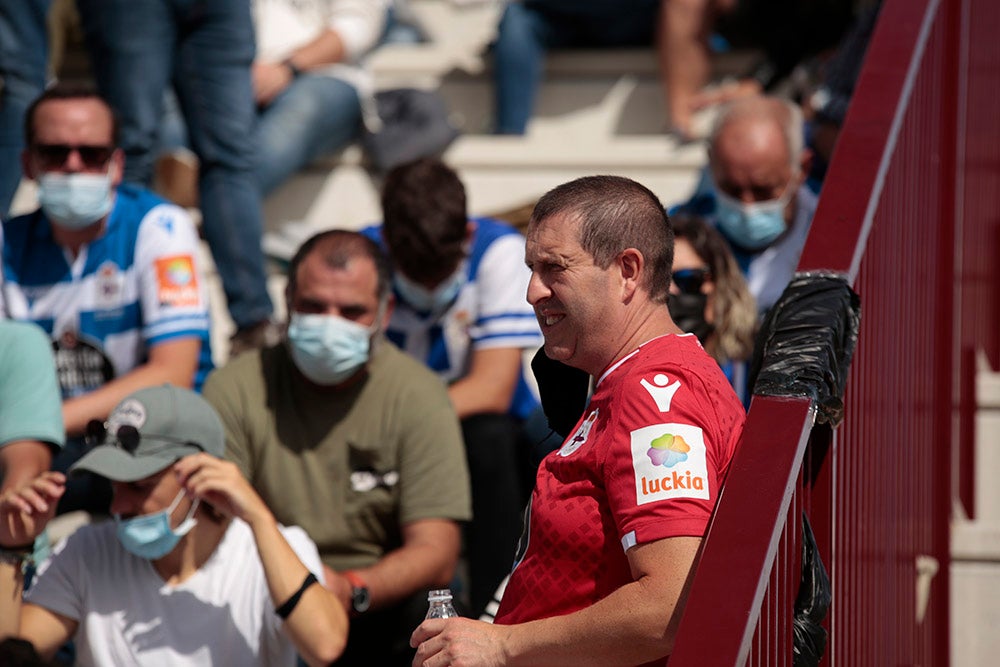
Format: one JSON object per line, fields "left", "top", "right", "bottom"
{"left": 425, "top": 588, "right": 459, "bottom": 619}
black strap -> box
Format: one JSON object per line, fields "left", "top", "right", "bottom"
{"left": 275, "top": 572, "right": 319, "bottom": 619}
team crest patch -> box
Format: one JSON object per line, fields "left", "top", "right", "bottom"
{"left": 559, "top": 408, "right": 599, "bottom": 457}
{"left": 154, "top": 255, "right": 200, "bottom": 307}
{"left": 94, "top": 261, "right": 124, "bottom": 309}
{"left": 630, "top": 423, "right": 709, "bottom": 504}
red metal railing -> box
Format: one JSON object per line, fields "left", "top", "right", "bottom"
{"left": 670, "top": 0, "right": 1000, "bottom": 664}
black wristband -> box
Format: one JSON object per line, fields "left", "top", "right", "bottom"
{"left": 275, "top": 572, "right": 318, "bottom": 619}
{"left": 282, "top": 58, "right": 302, "bottom": 79}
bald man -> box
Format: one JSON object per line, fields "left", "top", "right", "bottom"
{"left": 703, "top": 95, "right": 815, "bottom": 313}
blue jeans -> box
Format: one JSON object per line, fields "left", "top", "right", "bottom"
{"left": 159, "top": 75, "right": 362, "bottom": 198}
{"left": 256, "top": 74, "right": 361, "bottom": 196}
{"left": 492, "top": 0, "right": 660, "bottom": 135}
{"left": 76, "top": 0, "right": 273, "bottom": 329}
{"left": 0, "top": 0, "right": 50, "bottom": 217}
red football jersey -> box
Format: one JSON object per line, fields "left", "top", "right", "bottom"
{"left": 495, "top": 334, "right": 745, "bottom": 636}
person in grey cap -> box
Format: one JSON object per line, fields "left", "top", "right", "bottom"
{"left": 0, "top": 384, "right": 347, "bottom": 666}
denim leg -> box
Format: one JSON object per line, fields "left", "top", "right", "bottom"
{"left": 0, "top": 0, "right": 50, "bottom": 216}
{"left": 492, "top": 3, "right": 557, "bottom": 135}
{"left": 75, "top": 0, "right": 176, "bottom": 185}
{"left": 172, "top": 0, "right": 273, "bottom": 328}
{"left": 255, "top": 75, "right": 361, "bottom": 196}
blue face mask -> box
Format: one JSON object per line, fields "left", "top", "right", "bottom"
{"left": 115, "top": 489, "right": 199, "bottom": 560}
{"left": 713, "top": 182, "right": 795, "bottom": 251}
{"left": 393, "top": 266, "right": 466, "bottom": 314}
{"left": 287, "top": 312, "right": 376, "bottom": 386}
{"left": 38, "top": 171, "right": 114, "bottom": 230}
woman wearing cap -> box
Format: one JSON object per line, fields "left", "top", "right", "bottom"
{"left": 0, "top": 384, "right": 347, "bottom": 666}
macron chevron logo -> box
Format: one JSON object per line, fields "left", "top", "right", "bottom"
{"left": 640, "top": 374, "right": 681, "bottom": 412}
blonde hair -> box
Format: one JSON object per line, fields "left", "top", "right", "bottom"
{"left": 671, "top": 214, "right": 757, "bottom": 363}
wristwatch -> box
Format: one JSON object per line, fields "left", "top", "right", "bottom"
{"left": 343, "top": 570, "right": 371, "bottom": 614}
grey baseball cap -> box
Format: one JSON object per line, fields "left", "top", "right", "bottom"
{"left": 71, "top": 384, "right": 224, "bottom": 482}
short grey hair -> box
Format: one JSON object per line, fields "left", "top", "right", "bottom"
{"left": 709, "top": 96, "right": 804, "bottom": 170}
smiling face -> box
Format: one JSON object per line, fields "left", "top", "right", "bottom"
{"left": 525, "top": 211, "right": 620, "bottom": 376}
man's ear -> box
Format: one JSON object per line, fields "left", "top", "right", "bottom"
{"left": 21, "top": 148, "right": 36, "bottom": 182}
{"left": 798, "top": 146, "right": 815, "bottom": 185}
{"left": 108, "top": 148, "right": 126, "bottom": 188}
{"left": 619, "top": 248, "right": 644, "bottom": 300}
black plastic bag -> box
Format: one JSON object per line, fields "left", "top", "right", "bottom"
{"left": 750, "top": 271, "right": 861, "bottom": 427}
{"left": 793, "top": 514, "right": 831, "bottom": 667}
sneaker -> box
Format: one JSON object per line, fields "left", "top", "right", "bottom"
{"left": 262, "top": 220, "right": 325, "bottom": 264}
{"left": 229, "top": 320, "right": 284, "bottom": 358}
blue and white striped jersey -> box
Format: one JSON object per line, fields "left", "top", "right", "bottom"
{"left": 364, "top": 217, "right": 542, "bottom": 419}
{"left": 0, "top": 185, "right": 213, "bottom": 396}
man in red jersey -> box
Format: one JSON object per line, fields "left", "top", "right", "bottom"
{"left": 411, "top": 175, "right": 746, "bottom": 667}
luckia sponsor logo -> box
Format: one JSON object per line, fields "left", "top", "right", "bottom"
{"left": 630, "top": 423, "right": 709, "bottom": 504}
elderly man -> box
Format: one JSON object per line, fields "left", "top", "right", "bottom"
{"left": 682, "top": 95, "right": 816, "bottom": 314}
{"left": 203, "top": 230, "right": 471, "bottom": 665}
{"left": 0, "top": 82, "right": 212, "bottom": 514}
{"left": 411, "top": 175, "right": 746, "bottom": 666}
{"left": 0, "top": 384, "right": 347, "bottom": 665}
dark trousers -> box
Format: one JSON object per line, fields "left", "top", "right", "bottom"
{"left": 461, "top": 413, "right": 531, "bottom": 617}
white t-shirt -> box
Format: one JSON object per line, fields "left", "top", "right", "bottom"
{"left": 25, "top": 519, "right": 323, "bottom": 667}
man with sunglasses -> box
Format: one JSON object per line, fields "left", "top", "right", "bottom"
{"left": 0, "top": 384, "right": 347, "bottom": 665}
{"left": 0, "top": 82, "right": 212, "bottom": 516}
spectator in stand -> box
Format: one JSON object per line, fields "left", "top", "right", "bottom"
{"left": 0, "top": 322, "right": 64, "bottom": 563}
{"left": 668, "top": 213, "right": 756, "bottom": 403}
{"left": 674, "top": 95, "right": 815, "bottom": 315}
{"left": 0, "top": 0, "right": 50, "bottom": 217}
{"left": 362, "top": 158, "right": 543, "bottom": 618}
{"left": 411, "top": 175, "right": 746, "bottom": 666}
{"left": 74, "top": 0, "right": 277, "bottom": 354}
{"left": 660, "top": 0, "right": 854, "bottom": 140}
{"left": 0, "top": 385, "right": 347, "bottom": 666}
{"left": 159, "top": 0, "right": 388, "bottom": 198}
{"left": 491, "top": 0, "right": 663, "bottom": 135}
{"left": 203, "top": 230, "right": 471, "bottom": 666}
{"left": 0, "top": 83, "right": 212, "bottom": 516}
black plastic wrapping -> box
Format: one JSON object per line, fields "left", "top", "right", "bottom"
{"left": 750, "top": 272, "right": 861, "bottom": 427}
{"left": 530, "top": 348, "right": 590, "bottom": 439}
{"left": 793, "top": 514, "right": 832, "bottom": 667}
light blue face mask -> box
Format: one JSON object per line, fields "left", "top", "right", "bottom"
{"left": 38, "top": 170, "right": 114, "bottom": 230}
{"left": 393, "top": 266, "right": 466, "bottom": 314}
{"left": 115, "top": 489, "right": 199, "bottom": 560}
{"left": 713, "top": 181, "right": 796, "bottom": 251}
{"left": 287, "top": 312, "right": 376, "bottom": 386}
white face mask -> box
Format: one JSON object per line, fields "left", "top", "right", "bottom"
{"left": 286, "top": 312, "right": 378, "bottom": 386}
{"left": 38, "top": 169, "right": 114, "bottom": 229}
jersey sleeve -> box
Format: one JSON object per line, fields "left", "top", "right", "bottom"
{"left": 0, "top": 322, "right": 65, "bottom": 449}
{"left": 468, "top": 234, "right": 542, "bottom": 351}
{"left": 603, "top": 364, "right": 734, "bottom": 549}
{"left": 133, "top": 204, "right": 210, "bottom": 346}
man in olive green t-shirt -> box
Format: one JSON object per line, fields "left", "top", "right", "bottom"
{"left": 203, "top": 230, "right": 471, "bottom": 666}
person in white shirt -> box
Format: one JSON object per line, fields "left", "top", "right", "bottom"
{"left": 0, "top": 384, "right": 347, "bottom": 666}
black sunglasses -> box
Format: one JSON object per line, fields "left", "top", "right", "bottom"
{"left": 671, "top": 268, "right": 711, "bottom": 295}
{"left": 84, "top": 419, "right": 201, "bottom": 455}
{"left": 32, "top": 143, "right": 115, "bottom": 170}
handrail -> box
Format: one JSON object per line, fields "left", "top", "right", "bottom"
{"left": 669, "top": 0, "right": 956, "bottom": 664}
